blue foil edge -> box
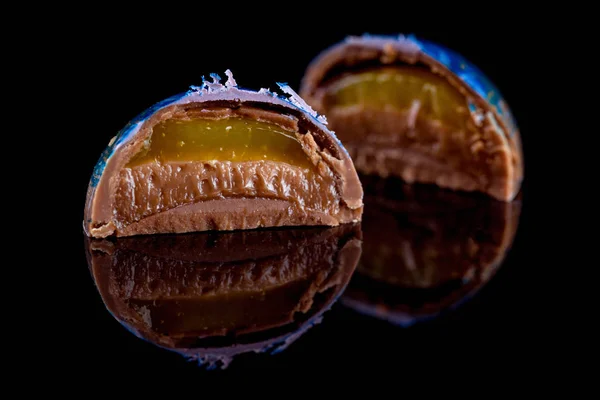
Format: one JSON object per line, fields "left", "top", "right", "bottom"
{"left": 406, "top": 34, "right": 518, "bottom": 134}
{"left": 89, "top": 92, "right": 187, "bottom": 188}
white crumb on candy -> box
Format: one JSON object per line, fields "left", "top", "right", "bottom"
{"left": 205, "top": 73, "right": 224, "bottom": 92}
{"left": 345, "top": 33, "right": 421, "bottom": 53}
{"left": 189, "top": 71, "right": 229, "bottom": 94}
{"left": 186, "top": 70, "right": 329, "bottom": 127}
{"left": 258, "top": 88, "right": 275, "bottom": 96}
{"left": 276, "top": 83, "right": 328, "bottom": 125}
{"left": 224, "top": 69, "right": 237, "bottom": 88}
{"left": 406, "top": 99, "right": 421, "bottom": 129}
{"left": 398, "top": 34, "right": 422, "bottom": 49}
{"left": 470, "top": 110, "right": 485, "bottom": 127}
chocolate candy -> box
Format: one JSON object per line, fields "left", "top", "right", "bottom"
{"left": 341, "top": 175, "right": 521, "bottom": 326}
{"left": 85, "top": 224, "right": 361, "bottom": 367}
{"left": 84, "top": 70, "right": 363, "bottom": 238}
{"left": 300, "top": 35, "right": 523, "bottom": 201}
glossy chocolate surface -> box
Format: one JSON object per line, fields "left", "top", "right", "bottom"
{"left": 86, "top": 224, "right": 361, "bottom": 368}
{"left": 342, "top": 175, "right": 521, "bottom": 326}
{"left": 84, "top": 74, "right": 363, "bottom": 238}
{"left": 66, "top": 27, "right": 539, "bottom": 377}
{"left": 83, "top": 175, "right": 521, "bottom": 369}
{"left": 300, "top": 35, "right": 523, "bottom": 201}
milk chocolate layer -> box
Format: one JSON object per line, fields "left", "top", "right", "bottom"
{"left": 84, "top": 72, "right": 363, "bottom": 238}
{"left": 86, "top": 224, "right": 361, "bottom": 365}
{"left": 300, "top": 35, "right": 523, "bottom": 201}
{"left": 341, "top": 176, "right": 521, "bottom": 326}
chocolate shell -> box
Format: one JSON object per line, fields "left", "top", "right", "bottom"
{"left": 86, "top": 224, "right": 361, "bottom": 368}
{"left": 84, "top": 70, "right": 363, "bottom": 238}
{"left": 341, "top": 176, "right": 521, "bottom": 326}
{"left": 300, "top": 35, "right": 523, "bottom": 201}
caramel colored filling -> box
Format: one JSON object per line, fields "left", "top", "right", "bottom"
{"left": 115, "top": 116, "right": 343, "bottom": 226}
{"left": 323, "top": 66, "right": 470, "bottom": 130}
{"left": 316, "top": 66, "right": 512, "bottom": 195}
{"left": 127, "top": 117, "right": 313, "bottom": 170}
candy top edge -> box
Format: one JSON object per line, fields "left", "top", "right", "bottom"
{"left": 343, "top": 34, "right": 518, "bottom": 136}
{"left": 188, "top": 69, "right": 328, "bottom": 125}
{"left": 90, "top": 70, "right": 340, "bottom": 188}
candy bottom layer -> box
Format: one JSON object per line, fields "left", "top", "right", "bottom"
{"left": 109, "top": 160, "right": 360, "bottom": 237}
{"left": 117, "top": 197, "right": 360, "bottom": 237}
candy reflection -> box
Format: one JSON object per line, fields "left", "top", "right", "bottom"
{"left": 86, "top": 224, "right": 361, "bottom": 368}
{"left": 342, "top": 176, "right": 520, "bottom": 326}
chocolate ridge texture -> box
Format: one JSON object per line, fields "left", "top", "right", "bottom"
{"left": 86, "top": 224, "right": 362, "bottom": 367}
{"left": 84, "top": 70, "right": 363, "bottom": 237}
{"left": 300, "top": 34, "right": 523, "bottom": 201}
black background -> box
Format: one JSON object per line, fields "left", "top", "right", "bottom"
{"left": 48, "top": 11, "right": 550, "bottom": 381}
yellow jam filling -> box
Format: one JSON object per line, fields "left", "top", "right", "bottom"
{"left": 127, "top": 117, "right": 313, "bottom": 170}
{"left": 324, "top": 66, "right": 470, "bottom": 130}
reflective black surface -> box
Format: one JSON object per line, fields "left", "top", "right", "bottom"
{"left": 56, "top": 23, "right": 543, "bottom": 377}
{"left": 80, "top": 174, "right": 524, "bottom": 372}
{"left": 85, "top": 225, "right": 361, "bottom": 369}
{"left": 342, "top": 175, "right": 521, "bottom": 326}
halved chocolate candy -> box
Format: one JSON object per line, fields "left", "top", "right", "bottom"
{"left": 300, "top": 35, "right": 523, "bottom": 201}
{"left": 85, "top": 224, "right": 361, "bottom": 367}
{"left": 341, "top": 176, "right": 521, "bottom": 326}
{"left": 84, "top": 70, "right": 363, "bottom": 238}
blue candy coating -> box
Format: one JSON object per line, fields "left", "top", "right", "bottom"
{"left": 353, "top": 34, "right": 517, "bottom": 136}
{"left": 407, "top": 35, "right": 517, "bottom": 135}
{"left": 89, "top": 93, "right": 187, "bottom": 187}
